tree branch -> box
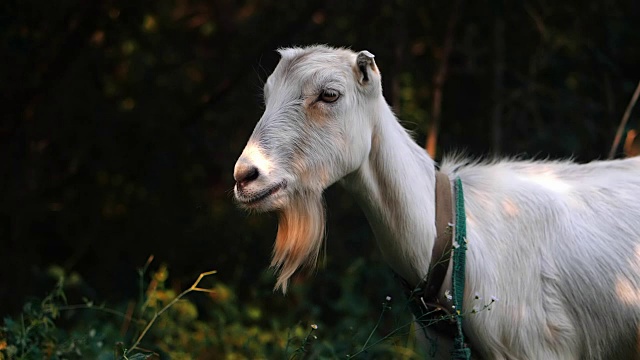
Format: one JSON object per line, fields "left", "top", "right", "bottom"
{"left": 426, "top": 0, "right": 463, "bottom": 158}
{"left": 608, "top": 80, "right": 640, "bottom": 159}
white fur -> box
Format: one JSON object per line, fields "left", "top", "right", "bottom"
{"left": 234, "top": 45, "right": 640, "bottom": 359}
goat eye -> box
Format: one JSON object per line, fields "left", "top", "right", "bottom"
{"left": 319, "top": 90, "right": 339, "bottom": 103}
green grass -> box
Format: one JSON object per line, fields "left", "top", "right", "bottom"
{"left": 0, "top": 257, "right": 441, "bottom": 359}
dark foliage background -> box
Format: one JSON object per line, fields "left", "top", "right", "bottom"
{"left": 1, "top": 0, "right": 639, "bottom": 355}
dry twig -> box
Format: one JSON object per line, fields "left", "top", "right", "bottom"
{"left": 608, "top": 80, "right": 640, "bottom": 159}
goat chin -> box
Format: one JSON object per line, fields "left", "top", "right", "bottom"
{"left": 271, "top": 190, "right": 325, "bottom": 293}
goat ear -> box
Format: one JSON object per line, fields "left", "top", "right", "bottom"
{"left": 356, "top": 50, "right": 377, "bottom": 84}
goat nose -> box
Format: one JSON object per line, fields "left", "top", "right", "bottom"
{"left": 234, "top": 163, "right": 260, "bottom": 190}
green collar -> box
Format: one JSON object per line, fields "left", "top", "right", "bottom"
{"left": 400, "top": 175, "right": 470, "bottom": 359}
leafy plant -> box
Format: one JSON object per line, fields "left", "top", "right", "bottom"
{"left": 1, "top": 256, "right": 496, "bottom": 359}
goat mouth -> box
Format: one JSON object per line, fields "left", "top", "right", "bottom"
{"left": 236, "top": 181, "right": 286, "bottom": 206}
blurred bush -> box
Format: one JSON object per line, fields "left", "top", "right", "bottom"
{"left": 1, "top": 263, "right": 422, "bottom": 359}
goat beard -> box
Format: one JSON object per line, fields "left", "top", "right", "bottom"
{"left": 271, "top": 190, "right": 325, "bottom": 294}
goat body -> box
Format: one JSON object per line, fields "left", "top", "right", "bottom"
{"left": 233, "top": 45, "right": 640, "bottom": 359}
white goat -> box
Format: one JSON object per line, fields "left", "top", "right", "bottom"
{"left": 233, "top": 45, "right": 640, "bottom": 359}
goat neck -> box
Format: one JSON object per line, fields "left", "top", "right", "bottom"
{"left": 342, "top": 99, "right": 439, "bottom": 287}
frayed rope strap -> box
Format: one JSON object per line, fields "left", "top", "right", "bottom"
{"left": 451, "top": 177, "right": 470, "bottom": 359}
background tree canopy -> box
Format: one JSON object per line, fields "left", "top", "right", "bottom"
{"left": 1, "top": 0, "right": 639, "bottom": 357}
